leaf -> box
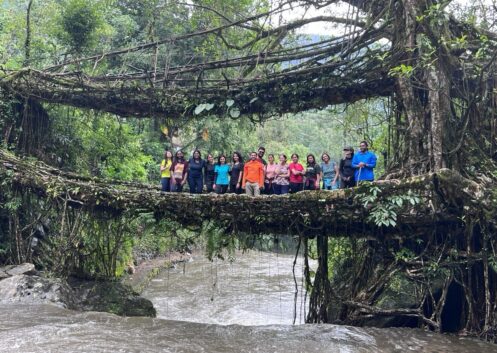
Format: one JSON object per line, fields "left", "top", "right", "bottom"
{"left": 194, "top": 104, "right": 206, "bottom": 115}
{"left": 249, "top": 97, "right": 258, "bottom": 104}
{"left": 229, "top": 108, "right": 240, "bottom": 118}
{"left": 205, "top": 103, "right": 215, "bottom": 111}
{"left": 226, "top": 99, "right": 234, "bottom": 107}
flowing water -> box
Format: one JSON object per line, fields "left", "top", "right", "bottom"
{"left": 0, "top": 250, "right": 496, "bottom": 353}
{"left": 142, "top": 250, "right": 309, "bottom": 325}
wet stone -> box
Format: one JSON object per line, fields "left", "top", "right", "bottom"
{"left": 0, "top": 265, "right": 15, "bottom": 272}
{"left": 0, "top": 274, "right": 77, "bottom": 308}
{"left": 5, "top": 263, "right": 36, "bottom": 276}
{"left": 0, "top": 270, "right": 9, "bottom": 280}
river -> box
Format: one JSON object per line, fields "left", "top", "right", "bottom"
{"left": 0, "top": 250, "right": 495, "bottom": 352}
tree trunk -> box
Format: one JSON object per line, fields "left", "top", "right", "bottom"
{"left": 427, "top": 61, "right": 449, "bottom": 171}
{"left": 393, "top": 0, "right": 453, "bottom": 174}
{"left": 24, "top": 0, "right": 34, "bottom": 67}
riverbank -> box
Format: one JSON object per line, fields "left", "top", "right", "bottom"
{"left": 0, "top": 250, "right": 199, "bottom": 319}
{"left": 122, "top": 251, "right": 197, "bottom": 294}
{"left": 0, "top": 263, "right": 155, "bottom": 317}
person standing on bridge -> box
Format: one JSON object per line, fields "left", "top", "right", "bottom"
{"left": 160, "top": 150, "right": 173, "bottom": 192}
{"left": 320, "top": 152, "right": 339, "bottom": 190}
{"left": 352, "top": 141, "right": 377, "bottom": 183}
{"left": 288, "top": 153, "right": 305, "bottom": 193}
{"left": 214, "top": 155, "right": 230, "bottom": 194}
{"left": 204, "top": 153, "right": 216, "bottom": 193}
{"left": 188, "top": 150, "right": 205, "bottom": 194}
{"left": 229, "top": 152, "right": 244, "bottom": 194}
{"left": 242, "top": 152, "right": 264, "bottom": 196}
{"left": 274, "top": 154, "right": 290, "bottom": 195}
{"left": 339, "top": 146, "right": 356, "bottom": 188}
{"left": 171, "top": 150, "right": 189, "bottom": 192}
{"left": 264, "top": 154, "right": 277, "bottom": 194}
{"left": 257, "top": 146, "right": 267, "bottom": 166}
{"left": 304, "top": 154, "right": 321, "bottom": 190}
{"left": 257, "top": 146, "right": 267, "bottom": 192}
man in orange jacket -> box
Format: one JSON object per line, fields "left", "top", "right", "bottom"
{"left": 242, "top": 152, "right": 265, "bottom": 196}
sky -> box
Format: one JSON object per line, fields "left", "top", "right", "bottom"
{"left": 278, "top": 0, "right": 496, "bottom": 35}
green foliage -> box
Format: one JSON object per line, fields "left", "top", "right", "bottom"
{"left": 59, "top": 0, "right": 104, "bottom": 52}
{"left": 388, "top": 64, "right": 414, "bottom": 78}
{"left": 194, "top": 103, "right": 216, "bottom": 115}
{"left": 327, "top": 238, "right": 355, "bottom": 280}
{"left": 132, "top": 215, "right": 199, "bottom": 258}
{"left": 204, "top": 222, "right": 236, "bottom": 261}
{"left": 47, "top": 108, "right": 153, "bottom": 181}
{"left": 39, "top": 211, "right": 161, "bottom": 279}
{"left": 85, "top": 120, "right": 152, "bottom": 181}
{"left": 394, "top": 248, "right": 416, "bottom": 262}
{"left": 0, "top": 84, "right": 21, "bottom": 154}
{"left": 489, "top": 255, "right": 497, "bottom": 273}
{"left": 0, "top": 174, "right": 14, "bottom": 262}
{"left": 0, "top": 1, "right": 62, "bottom": 68}
{"left": 180, "top": 98, "right": 389, "bottom": 166}
{"left": 356, "top": 184, "right": 421, "bottom": 227}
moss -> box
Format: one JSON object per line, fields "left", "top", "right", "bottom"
{"left": 71, "top": 279, "right": 157, "bottom": 317}
{"left": 121, "top": 256, "right": 177, "bottom": 294}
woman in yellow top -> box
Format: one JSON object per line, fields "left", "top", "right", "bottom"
{"left": 160, "top": 150, "right": 173, "bottom": 192}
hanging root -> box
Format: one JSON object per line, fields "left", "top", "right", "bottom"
{"left": 305, "top": 207, "right": 497, "bottom": 341}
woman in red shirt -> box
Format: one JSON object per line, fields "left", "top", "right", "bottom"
{"left": 288, "top": 153, "right": 305, "bottom": 193}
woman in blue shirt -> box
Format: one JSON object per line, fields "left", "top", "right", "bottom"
{"left": 320, "top": 152, "right": 339, "bottom": 190}
{"left": 214, "top": 155, "right": 230, "bottom": 194}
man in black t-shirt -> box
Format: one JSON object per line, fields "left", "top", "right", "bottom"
{"left": 257, "top": 146, "right": 267, "bottom": 166}
{"left": 339, "top": 146, "right": 356, "bottom": 188}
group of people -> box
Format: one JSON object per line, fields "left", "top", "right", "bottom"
{"left": 160, "top": 141, "right": 377, "bottom": 196}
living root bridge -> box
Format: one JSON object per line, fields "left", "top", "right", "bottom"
{"left": 0, "top": 148, "right": 483, "bottom": 237}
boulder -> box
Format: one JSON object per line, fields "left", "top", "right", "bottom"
{"left": 0, "top": 265, "right": 15, "bottom": 280}
{"left": 68, "top": 278, "right": 156, "bottom": 317}
{"left": 5, "top": 263, "right": 37, "bottom": 276}
{"left": 0, "top": 269, "right": 9, "bottom": 280}
{"left": 0, "top": 275, "right": 77, "bottom": 308}
{"left": 0, "top": 268, "right": 156, "bottom": 317}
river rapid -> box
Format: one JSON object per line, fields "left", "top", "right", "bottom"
{"left": 0, "top": 250, "right": 496, "bottom": 353}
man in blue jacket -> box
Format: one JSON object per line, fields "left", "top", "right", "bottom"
{"left": 352, "top": 141, "right": 377, "bottom": 182}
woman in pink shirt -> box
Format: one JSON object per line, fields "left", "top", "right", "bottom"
{"left": 288, "top": 153, "right": 305, "bottom": 193}
{"left": 264, "top": 154, "right": 277, "bottom": 194}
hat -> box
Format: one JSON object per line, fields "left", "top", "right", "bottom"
{"left": 343, "top": 146, "right": 353, "bottom": 151}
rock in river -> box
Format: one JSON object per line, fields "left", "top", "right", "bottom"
{"left": 0, "top": 274, "right": 77, "bottom": 308}
{"left": 0, "top": 263, "right": 156, "bottom": 318}
{"left": 5, "top": 263, "right": 37, "bottom": 276}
